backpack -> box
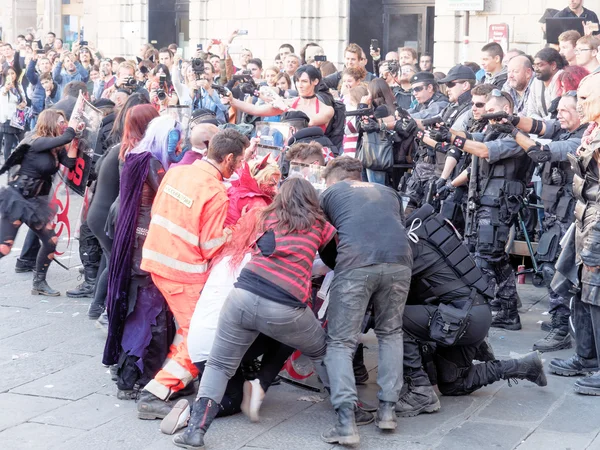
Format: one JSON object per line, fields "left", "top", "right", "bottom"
{"left": 316, "top": 83, "right": 345, "bottom": 153}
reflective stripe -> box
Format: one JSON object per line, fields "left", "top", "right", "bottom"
{"left": 171, "top": 333, "right": 184, "bottom": 347}
{"left": 142, "top": 248, "right": 208, "bottom": 274}
{"left": 151, "top": 214, "right": 199, "bottom": 246}
{"left": 162, "top": 358, "right": 195, "bottom": 385}
{"left": 200, "top": 234, "right": 226, "bottom": 250}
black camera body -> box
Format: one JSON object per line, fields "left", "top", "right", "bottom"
{"left": 156, "top": 89, "right": 167, "bottom": 101}
{"left": 387, "top": 60, "right": 400, "bottom": 76}
{"left": 191, "top": 58, "right": 205, "bottom": 75}
{"left": 124, "top": 76, "right": 137, "bottom": 88}
{"left": 232, "top": 71, "right": 257, "bottom": 96}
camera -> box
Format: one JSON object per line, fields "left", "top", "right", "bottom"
{"left": 124, "top": 76, "right": 137, "bottom": 88}
{"left": 156, "top": 89, "right": 167, "bottom": 101}
{"left": 80, "top": 40, "right": 88, "bottom": 46}
{"left": 387, "top": 60, "right": 400, "bottom": 76}
{"left": 191, "top": 57, "right": 205, "bottom": 75}
{"left": 232, "top": 72, "right": 257, "bottom": 96}
{"left": 314, "top": 55, "right": 327, "bottom": 62}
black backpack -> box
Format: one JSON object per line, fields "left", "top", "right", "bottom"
{"left": 316, "top": 83, "right": 345, "bottom": 153}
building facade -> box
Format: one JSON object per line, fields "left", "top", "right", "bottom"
{"left": 0, "top": 0, "right": 577, "bottom": 71}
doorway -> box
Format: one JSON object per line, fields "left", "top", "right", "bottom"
{"left": 383, "top": 2, "right": 435, "bottom": 57}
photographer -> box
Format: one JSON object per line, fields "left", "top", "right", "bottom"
{"left": 52, "top": 51, "right": 89, "bottom": 94}
{"left": 148, "top": 64, "right": 179, "bottom": 110}
{"left": 93, "top": 58, "right": 116, "bottom": 100}
{"left": 102, "top": 61, "right": 148, "bottom": 101}
{"left": 380, "top": 61, "right": 416, "bottom": 110}
{"left": 183, "top": 57, "right": 229, "bottom": 122}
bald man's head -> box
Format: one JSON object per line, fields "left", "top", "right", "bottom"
{"left": 191, "top": 124, "right": 219, "bottom": 151}
{"left": 507, "top": 55, "right": 534, "bottom": 92}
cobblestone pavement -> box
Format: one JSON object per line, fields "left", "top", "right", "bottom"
{"left": 1, "top": 227, "right": 600, "bottom": 450}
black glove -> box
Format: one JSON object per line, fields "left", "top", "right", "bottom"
{"left": 437, "top": 183, "right": 454, "bottom": 199}
{"left": 490, "top": 122, "right": 515, "bottom": 135}
{"left": 527, "top": 143, "right": 552, "bottom": 163}
{"left": 429, "top": 126, "right": 452, "bottom": 143}
{"left": 394, "top": 118, "right": 417, "bottom": 138}
{"left": 508, "top": 114, "right": 520, "bottom": 126}
{"left": 359, "top": 118, "right": 380, "bottom": 134}
{"left": 435, "top": 177, "right": 447, "bottom": 191}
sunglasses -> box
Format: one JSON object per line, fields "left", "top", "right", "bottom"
{"left": 412, "top": 85, "right": 426, "bottom": 94}
{"left": 446, "top": 80, "right": 466, "bottom": 88}
{"left": 473, "top": 102, "right": 486, "bottom": 108}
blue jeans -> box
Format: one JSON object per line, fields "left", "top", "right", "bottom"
{"left": 325, "top": 263, "right": 411, "bottom": 408}
{"left": 197, "top": 288, "right": 329, "bottom": 402}
{"left": 366, "top": 169, "right": 387, "bottom": 185}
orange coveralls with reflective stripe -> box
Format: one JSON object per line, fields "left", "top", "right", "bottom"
{"left": 141, "top": 160, "right": 229, "bottom": 400}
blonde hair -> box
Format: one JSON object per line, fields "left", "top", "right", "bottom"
{"left": 348, "top": 85, "right": 368, "bottom": 107}
{"left": 249, "top": 160, "right": 281, "bottom": 185}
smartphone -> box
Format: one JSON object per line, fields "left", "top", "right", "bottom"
{"left": 197, "top": 43, "right": 203, "bottom": 50}
{"left": 371, "top": 39, "right": 379, "bottom": 50}
{"left": 237, "top": 30, "right": 248, "bottom": 35}
{"left": 80, "top": 40, "right": 89, "bottom": 46}
{"left": 314, "top": 55, "right": 327, "bottom": 62}
{"left": 36, "top": 49, "right": 45, "bottom": 55}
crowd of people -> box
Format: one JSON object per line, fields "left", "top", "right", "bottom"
{"left": 2, "top": 1, "right": 600, "bottom": 447}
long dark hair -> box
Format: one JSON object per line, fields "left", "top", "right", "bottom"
{"left": 368, "top": 78, "right": 396, "bottom": 113}
{"left": 260, "top": 177, "right": 325, "bottom": 234}
{"left": 108, "top": 93, "right": 149, "bottom": 147}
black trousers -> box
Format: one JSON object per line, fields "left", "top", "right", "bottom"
{"left": 18, "top": 228, "right": 41, "bottom": 263}
{"left": 403, "top": 303, "right": 506, "bottom": 396}
{"left": 194, "top": 334, "right": 293, "bottom": 417}
{"left": 572, "top": 294, "right": 600, "bottom": 361}
{"left": 0, "top": 216, "right": 56, "bottom": 273}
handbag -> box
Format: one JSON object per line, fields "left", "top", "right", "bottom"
{"left": 10, "top": 109, "right": 26, "bottom": 130}
{"left": 357, "top": 130, "right": 394, "bottom": 171}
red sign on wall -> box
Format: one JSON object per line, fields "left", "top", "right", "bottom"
{"left": 489, "top": 23, "right": 509, "bottom": 52}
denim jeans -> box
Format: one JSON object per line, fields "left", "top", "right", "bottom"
{"left": 197, "top": 288, "right": 329, "bottom": 402}
{"left": 366, "top": 169, "right": 387, "bottom": 185}
{"left": 325, "top": 263, "right": 411, "bottom": 408}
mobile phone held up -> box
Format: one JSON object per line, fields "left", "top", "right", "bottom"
{"left": 237, "top": 30, "right": 248, "bottom": 35}
{"left": 371, "top": 39, "right": 379, "bottom": 51}
{"left": 314, "top": 55, "right": 327, "bottom": 62}
{"left": 197, "top": 44, "right": 203, "bottom": 50}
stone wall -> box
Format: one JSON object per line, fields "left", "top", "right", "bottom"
{"left": 433, "top": 0, "right": 569, "bottom": 71}
{"left": 1, "top": 0, "right": 38, "bottom": 44}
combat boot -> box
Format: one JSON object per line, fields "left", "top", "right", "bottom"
{"left": 533, "top": 314, "right": 572, "bottom": 352}
{"left": 353, "top": 343, "right": 369, "bottom": 384}
{"left": 500, "top": 351, "right": 547, "bottom": 386}
{"left": 321, "top": 403, "right": 360, "bottom": 445}
{"left": 574, "top": 371, "right": 600, "bottom": 396}
{"left": 15, "top": 258, "right": 35, "bottom": 273}
{"left": 31, "top": 271, "right": 60, "bottom": 297}
{"left": 491, "top": 300, "right": 521, "bottom": 330}
{"left": 549, "top": 354, "right": 599, "bottom": 377}
{"left": 395, "top": 374, "right": 441, "bottom": 417}
{"left": 137, "top": 390, "right": 174, "bottom": 420}
{"left": 173, "top": 397, "right": 220, "bottom": 449}
{"left": 66, "top": 267, "right": 97, "bottom": 298}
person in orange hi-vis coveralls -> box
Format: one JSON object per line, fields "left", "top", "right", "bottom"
{"left": 137, "top": 129, "right": 251, "bottom": 420}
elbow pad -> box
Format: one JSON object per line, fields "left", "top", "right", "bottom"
{"left": 447, "top": 146, "right": 463, "bottom": 162}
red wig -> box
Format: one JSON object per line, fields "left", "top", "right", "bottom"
{"left": 556, "top": 65, "right": 589, "bottom": 96}
{"left": 119, "top": 104, "right": 159, "bottom": 161}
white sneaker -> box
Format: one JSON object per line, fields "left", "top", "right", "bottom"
{"left": 241, "top": 379, "right": 265, "bottom": 422}
{"left": 160, "top": 399, "right": 190, "bottom": 435}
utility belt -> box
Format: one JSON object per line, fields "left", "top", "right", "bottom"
{"left": 429, "top": 289, "right": 486, "bottom": 347}
{"left": 415, "top": 143, "right": 436, "bottom": 164}
{"left": 9, "top": 174, "right": 50, "bottom": 199}
{"left": 541, "top": 183, "right": 574, "bottom": 221}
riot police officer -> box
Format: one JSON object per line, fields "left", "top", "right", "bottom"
{"left": 431, "top": 90, "right": 534, "bottom": 330}
{"left": 402, "top": 73, "right": 449, "bottom": 214}
{"left": 550, "top": 74, "right": 600, "bottom": 395}
{"left": 397, "top": 204, "right": 547, "bottom": 417}
{"left": 506, "top": 91, "right": 586, "bottom": 352}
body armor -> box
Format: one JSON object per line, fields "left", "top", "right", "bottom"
{"left": 434, "top": 101, "right": 472, "bottom": 177}
{"left": 407, "top": 204, "right": 493, "bottom": 304}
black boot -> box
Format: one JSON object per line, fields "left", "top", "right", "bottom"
{"left": 574, "top": 371, "right": 600, "bottom": 396}
{"left": 500, "top": 351, "right": 547, "bottom": 387}
{"left": 15, "top": 258, "right": 35, "bottom": 273}
{"left": 173, "top": 397, "right": 220, "bottom": 449}
{"left": 354, "top": 405, "right": 374, "bottom": 426}
{"left": 395, "top": 373, "right": 440, "bottom": 417}
{"left": 491, "top": 300, "right": 521, "bottom": 330}
{"left": 533, "top": 314, "right": 572, "bottom": 352}
{"left": 137, "top": 390, "right": 174, "bottom": 420}
{"left": 31, "top": 271, "right": 60, "bottom": 297}
{"left": 66, "top": 267, "right": 97, "bottom": 298}
{"left": 375, "top": 401, "right": 397, "bottom": 430}
{"left": 321, "top": 403, "right": 359, "bottom": 445}
{"left": 353, "top": 343, "right": 369, "bottom": 384}
{"left": 549, "top": 354, "right": 599, "bottom": 377}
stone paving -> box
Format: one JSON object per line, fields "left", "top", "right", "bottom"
{"left": 1, "top": 228, "right": 600, "bottom": 450}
